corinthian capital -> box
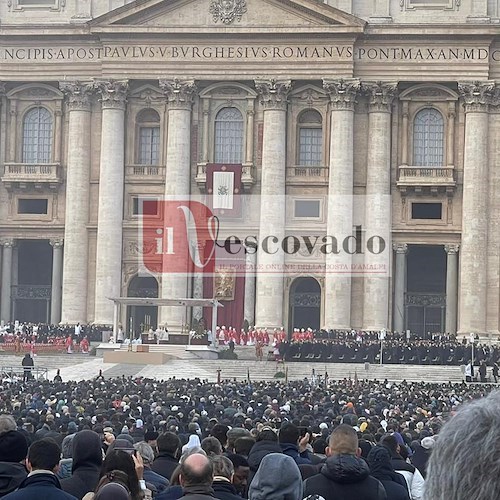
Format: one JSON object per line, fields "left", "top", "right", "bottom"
{"left": 459, "top": 81, "right": 495, "bottom": 113}
{"left": 392, "top": 243, "right": 408, "bottom": 254}
{"left": 444, "top": 243, "right": 460, "bottom": 255}
{"left": 93, "top": 80, "right": 128, "bottom": 110}
{"left": 60, "top": 81, "right": 94, "bottom": 111}
{"left": 255, "top": 79, "right": 291, "bottom": 111}
{"left": 363, "top": 81, "right": 397, "bottom": 113}
{"left": 159, "top": 79, "right": 197, "bottom": 109}
{"left": 323, "top": 78, "right": 360, "bottom": 111}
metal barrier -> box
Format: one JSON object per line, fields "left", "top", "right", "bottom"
{"left": 0, "top": 366, "right": 49, "bottom": 381}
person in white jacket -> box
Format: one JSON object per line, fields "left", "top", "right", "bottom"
{"left": 381, "top": 434, "right": 425, "bottom": 500}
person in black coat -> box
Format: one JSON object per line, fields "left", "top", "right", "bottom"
{"left": 303, "top": 424, "right": 387, "bottom": 500}
{"left": 151, "top": 432, "right": 181, "bottom": 482}
{"left": 211, "top": 456, "right": 241, "bottom": 500}
{"left": 2, "top": 438, "right": 77, "bottom": 500}
{"left": 246, "top": 427, "right": 282, "bottom": 484}
{"left": 366, "top": 446, "right": 410, "bottom": 500}
{"left": 61, "top": 430, "right": 103, "bottom": 499}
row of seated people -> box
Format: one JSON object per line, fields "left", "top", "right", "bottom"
{"left": 314, "top": 329, "right": 460, "bottom": 342}
{"left": 278, "top": 340, "right": 500, "bottom": 365}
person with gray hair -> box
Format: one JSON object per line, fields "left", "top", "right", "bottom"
{"left": 424, "top": 390, "right": 500, "bottom": 500}
{"left": 211, "top": 455, "right": 241, "bottom": 500}
{"left": 134, "top": 442, "right": 169, "bottom": 496}
{"left": 0, "top": 414, "right": 16, "bottom": 436}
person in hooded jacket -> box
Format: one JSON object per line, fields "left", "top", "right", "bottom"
{"left": 248, "top": 453, "right": 303, "bottom": 500}
{"left": 60, "top": 430, "right": 103, "bottom": 499}
{"left": 0, "top": 430, "right": 29, "bottom": 496}
{"left": 246, "top": 427, "right": 282, "bottom": 484}
{"left": 303, "top": 424, "right": 387, "bottom": 500}
{"left": 366, "top": 446, "right": 410, "bottom": 500}
{"left": 380, "top": 435, "right": 424, "bottom": 500}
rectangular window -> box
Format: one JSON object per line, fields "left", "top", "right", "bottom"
{"left": 18, "top": 0, "right": 56, "bottom": 5}
{"left": 411, "top": 203, "right": 442, "bottom": 220}
{"left": 138, "top": 127, "right": 160, "bottom": 165}
{"left": 406, "top": 0, "right": 454, "bottom": 7}
{"left": 294, "top": 200, "right": 321, "bottom": 218}
{"left": 18, "top": 198, "right": 48, "bottom": 215}
{"left": 298, "top": 128, "right": 322, "bottom": 166}
{"left": 132, "top": 197, "right": 158, "bottom": 216}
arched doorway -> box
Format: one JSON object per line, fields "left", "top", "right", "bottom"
{"left": 289, "top": 277, "right": 321, "bottom": 332}
{"left": 127, "top": 276, "right": 158, "bottom": 337}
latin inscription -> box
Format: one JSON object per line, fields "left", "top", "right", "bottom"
{"left": 0, "top": 45, "right": 497, "bottom": 62}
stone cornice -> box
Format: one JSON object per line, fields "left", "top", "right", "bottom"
{"left": 323, "top": 78, "right": 360, "bottom": 111}
{"left": 255, "top": 79, "right": 292, "bottom": 111}
{"left": 94, "top": 80, "right": 128, "bottom": 110}
{"left": 60, "top": 81, "right": 94, "bottom": 111}
{"left": 363, "top": 81, "right": 397, "bottom": 113}
{"left": 458, "top": 81, "right": 495, "bottom": 113}
{"left": 159, "top": 79, "right": 197, "bottom": 110}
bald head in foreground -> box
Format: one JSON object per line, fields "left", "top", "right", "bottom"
{"left": 178, "top": 453, "right": 214, "bottom": 498}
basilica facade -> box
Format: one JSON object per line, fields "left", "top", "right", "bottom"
{"left": 0, "top": 0, "right": 500, "bottom": 338}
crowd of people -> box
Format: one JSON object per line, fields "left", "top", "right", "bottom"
{"left": 0, "top": 370, "right": 499, "bottom": 499}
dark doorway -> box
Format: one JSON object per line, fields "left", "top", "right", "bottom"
{"left": 289, "top": 277, "right": 321, "bottom": 332}
{"left": 126, "top": 276, "right": 158, "bottom": 338}
{"left": 13, "top": 240, "right": 52, "bottom": 323}
{"left": 405, "top": 245, "right": 446, "bottom": 337}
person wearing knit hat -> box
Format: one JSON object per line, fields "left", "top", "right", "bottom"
{"left": 248, "top": 453, "right": 303, "bottom": 500}
{"left": 0, "top": 431, "right": 29, "bottom": 496}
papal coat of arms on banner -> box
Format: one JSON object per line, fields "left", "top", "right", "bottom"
{"left": 209, "top": 0, "right": 247, "bottom": 24}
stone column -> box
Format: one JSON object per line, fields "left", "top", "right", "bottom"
{"left": 445, "top": 244, "right": 459, "bottom": 335}
{"left": 362, "top": 82, "right": 397, "bottom": 330}
{"left": 393, "top": 243, "right": 408, "bottom": 334}
{"left": 245, "top": 101, "right": 255, "bottom": 164}
{"left": 59, "top": 82, "right": 94, "bottom": 324}
{"left": 0, "top": 239, "right": 14, "bottom": 322}
{"left": 457, "top": 82, "right": 493, "bottom": 334}
{"left": 244, "top": 249, "right": 257, "bottom": 327}
{"left": 50, "top": 239, "right": 64, "bottom": 324}
{"left": 322, "top": 79, "right": 359, "bottom": 329}
{"left": 158, "top": 79, "right": 196, "bottom": 330}
{"left": 191, "top": 241, "right": 204, "bottom": 322}
{"left": 8, "top": 101, "right": 17, "bottom": 163}
{"left": 401, "top": 101, "right": 409, "bottom": 166}
{"left": 254, "top": 79, "right": 291, "bottom": 329}
{"left": 447, "top": 102, "right": 456, "bottom": 166}
{"left": 93, "top": 80, "right": 128, "bottom": 325}
{"left": 54, "top": 103, "right": 62, "bottom": 164}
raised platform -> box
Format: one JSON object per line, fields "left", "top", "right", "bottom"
{"left": 103, "top": 350, "right": 172, "bottom": 365}
{"left": 185, "top": 345, "right": 219, "bottom": 360}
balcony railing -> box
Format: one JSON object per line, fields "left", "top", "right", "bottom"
{"left": 2, "top": 163, "right": 62, "bottom": 189}
{"left": 125, "top": 164, "right": 165, "bottom": 181}
{"left": 397, "top": 166, "right": 455, "bottom": 189}
{"left": 195, "top": 163, "right": 256, "bottom": 192}
{"left": 287, "top": 165, "right": 328, "bottom": 184}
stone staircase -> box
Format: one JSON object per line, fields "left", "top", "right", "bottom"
{"left": 117, "top": 343, "right": 199, "bottom": 360}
